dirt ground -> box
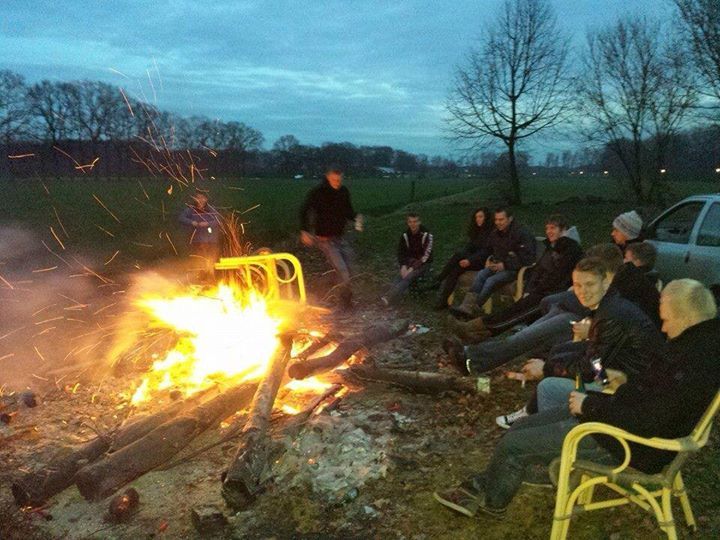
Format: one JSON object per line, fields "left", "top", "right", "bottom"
{"left": 1, "top": 235, "right": 718, "bottom": 540}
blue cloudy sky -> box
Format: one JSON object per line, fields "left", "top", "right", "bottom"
{"left": 1, "top": 0, "right": 669, "bottom": 159}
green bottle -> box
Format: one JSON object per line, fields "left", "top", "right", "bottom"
{"left": 575, "top": 372, "right": 586, "bottom": 392}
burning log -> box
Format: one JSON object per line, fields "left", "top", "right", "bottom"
{"left": 287, "top": 320, "right": 409, "bottom": 380}
{"left": 75, "top": 381, "right": 258, "bottom": 501}
{"left": 11, "top": 398, "right": 190, "bottom": 507}
{"left": 337, "top": 365, "right": 483, "bottom": 394}
{"left": 221, "top": 337, "right": 293, "bottom": 509}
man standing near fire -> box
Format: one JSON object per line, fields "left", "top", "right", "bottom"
{"left": 179, "top": 190, "right": 221, "bottom": 281}
{"left": 300, "top": 165, "right": 363, "bottom": 311}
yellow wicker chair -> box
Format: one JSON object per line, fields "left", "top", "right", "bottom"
{"left": 550, "top": 391, "right": 720, "bottom": 540}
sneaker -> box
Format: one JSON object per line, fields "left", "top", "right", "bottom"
{"left": 441, "top": 337, "right": 469, "bottom": 376}
{"left": 495, "top": 406, "right": 528, "bottom": 429}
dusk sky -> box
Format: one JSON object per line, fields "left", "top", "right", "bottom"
{"left": 1, "top": 1, "right": 671, "bottom": 160}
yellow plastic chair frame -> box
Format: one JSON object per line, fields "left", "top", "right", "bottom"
{"left": 214, "top": 253, "right": 306, "bottom": 303}
{"left": 551, "top": 391, "right": 720, "bottom": 540}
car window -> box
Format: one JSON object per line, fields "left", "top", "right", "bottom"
{"left": 697, "top": 203, "right": 720, "bottom": 247}
{"left": 648, "top": 201, "right": 705, "bottom": 244}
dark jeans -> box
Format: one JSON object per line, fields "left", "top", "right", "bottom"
{"left": 481, "top": 406, "right": 617, "bottom": 509}
{"left": 436, "top": 253, "right": 485, "bottom": 305}
{"left": 540, "top": 289, "right": 586, "bottom": 317}
{"left": 383, "top": 262, "right": 431, "bottom": 304}
{"left": 315, "top": 236, "right": 354, "bottom": 305}
{"left": 483, "top": 292, "right": 545, "bottom": 335}
{"left": 470, "top": 267, "right": 518, "bottom": 308}
{"left": 466, "top": 304, "right": 576, "bottom": 373}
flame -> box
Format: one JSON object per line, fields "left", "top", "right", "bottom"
{"left": 131, "top": 284, "right": 282, "bottom": 404}
{"left": 284, "top": 377, "right": 333, "bottom": 393}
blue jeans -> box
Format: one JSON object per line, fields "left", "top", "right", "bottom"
{"left": 383, "top": 263, "right": 430, "bottom": 304}
{"left": 315, "top": 236, "right": 354, "bottom": 303}
{"left": 481, "top": 406, "right": 616, "bottom": 509}
{"left": 470, "top": 267, "right": 517, "bottom": 308}
{"left": 465, "top": 304, "right": 576, "bottom": 373}
{"left": 540, "top": 289, "right": 587, "bottom": 317}
{"left": 537, "top": 377, "right": 603, "bottom": 412}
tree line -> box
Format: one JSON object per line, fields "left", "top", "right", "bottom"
{"left": 447, "top": 0, "right": 720, "bottom": 204}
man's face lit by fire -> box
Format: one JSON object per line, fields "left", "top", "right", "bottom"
{"left": 407, "top": 216, "right": 421, "bottom": 234}
{"left": 572, "top": 269, "right": 610, "bottom": 310}
{"left": 494, "top": 211, "right": 512, "bottom": 232}
{"left": 193, "top": 193, "right": 208, "bottom": 210}
{"left": 545, "top": 222, "right": 565, "bottom": 244}
{"left": 326, "top": 171, "right": 343, "bottom": 190}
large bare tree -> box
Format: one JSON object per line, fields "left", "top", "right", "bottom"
{"left": 0, "top": 70, "right": 30, "bottom": 144}
{"left": 446, "top": 0, "right": 570, "bottom": 204}
{"left": 675, "top": 0, "right": 720, "bottom": 113}
{"left": 579, "top": 17, "right": 697, "bottom": 204}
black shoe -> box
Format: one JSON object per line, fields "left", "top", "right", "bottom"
{"left": 442, "top": 336, "right": 469, "bottom": 376}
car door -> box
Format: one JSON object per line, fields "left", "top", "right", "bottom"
{"left": 645, "top": 199, "right": 707, "bottom": 282}
{"left": 686, "top": 201, "right": 720, "bottom": 287}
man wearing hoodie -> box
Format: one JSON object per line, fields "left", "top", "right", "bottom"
{"left": 381, "top": 213, "right": 433, "bottom": 305}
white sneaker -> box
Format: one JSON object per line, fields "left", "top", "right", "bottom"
{"left": 495, "top": 406, "right": 528, "bottom": 429}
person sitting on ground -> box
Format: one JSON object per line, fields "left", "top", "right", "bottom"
{"left": 448, "top": 214, "right": 583, "bottom": 342}
{"left": 427, "top": 207, "right": 494, "bottom": 310}
{"left": 451, "top": 207, "right": 536, "bottom": 319}
{"left": 380, "top": 213, "right": 433, "bottom": 306}
{"left": 178, "top": 190, "right": 222, "bottom": 281}
{"left": 611, "top": 210, "right": 643, "bottom": 254}
{"left": 494, "top": 255, "right": 664, "bottom": 429}
{"left": 433, "top": 279, "right": 719, "bottom": 519}
{"left": 443, "top": 244, "right": 625, "bottom": 375}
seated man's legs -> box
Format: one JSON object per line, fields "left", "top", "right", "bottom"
{"left": 536, "top": 377, "right": 603, "bottom": 412}
{"left": 482, "top": 292, "right": 545, "bottom": 334}
{"left": 383, "top": 263, "right": 430, "bottom": 304}
{"left": 539, "top": 290, "right": 572, "bottom": 315}
{"left": 471, "top": 269, "right": 517, "bottom": 308}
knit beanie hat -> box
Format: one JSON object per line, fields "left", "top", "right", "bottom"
{"left": 612, "top": 210, "right": 643, "bottom": 240}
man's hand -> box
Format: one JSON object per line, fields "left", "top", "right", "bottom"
{"left": 571, "top": 318, "right": 591, "bottom": 342}
{"left": 300, "top": 230, "right": 314, "bottom": 247}
{"left": 199, "top": 221, "right": 209, "bottom": 228}
{"left": 459, "top": 259, "right": 471, "bottom": 268}
{"left": 521, "top": 358, "right": 545, "bottom": 381}
{"left": 493, "top": 261, "right": 505, "bottom": 272}
{"left": 400, "top": 265, "right": 411, "bottom": 279}
{"left": 569, "top": 391, "right": 586, "bottom": 416}
{"left": 191, "top": 220, "right": 199, "bottom": 227}
{"left": 354, "top": 214, "right": 364, "bottom": 232}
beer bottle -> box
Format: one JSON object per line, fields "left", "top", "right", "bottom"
{"left": 574, "top": 372, "right": 586, "bottom": 392}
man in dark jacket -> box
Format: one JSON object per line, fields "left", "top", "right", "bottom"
{"left": 449, "top": 214, "right": 582, "bottom": 340}
{"left": 451, "top": 208, "right": 536, "bottom": 318}
{"left": 612, "top": 241, "right": 661, "bottom": 328}
{"left": 300, "top": 166, "right": 363, "bottom": 310}
{"left": 433, "top": 279, "right": 718, "bottom": 518}
{"left": 178, "top": 191, "right": 222, "bottom": 281}
{"left": 381, "top": 213, "right": 434, "bottom": 305}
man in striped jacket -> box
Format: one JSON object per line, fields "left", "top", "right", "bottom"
{"left": 381, "top": 213, "right": 433, "bottom": 305}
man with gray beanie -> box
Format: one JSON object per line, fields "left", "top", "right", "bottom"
{"left": 611, "top": 210, "right": 643, "bottom": 253}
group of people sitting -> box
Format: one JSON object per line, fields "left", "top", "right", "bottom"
{"left": 401, "top": 207, "right": 720, "bottom": 521}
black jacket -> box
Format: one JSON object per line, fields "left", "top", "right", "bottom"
{"left": 581, "top": 318, "right": 720, "bottom": 473}
{"left": 609, "top": 263, "right": 661, "bottom": 328}
{"left": 527, "top": 236, "right": 583, "bottom": 297}
{"left": 397, "top": 226, "right": 433, "bottom": 267}
{"left": 486, "top": 220, "right": 537, "bottom": 271}
{"left": 463, "top": 226, "right": 493, "bottom": 266}
{"left": 300, "top": 180, "right": 357, "bottom": 237}
{"left": 543, "top": 291, "right": 665, "bottom": 382}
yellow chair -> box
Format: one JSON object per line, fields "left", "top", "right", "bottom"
{"left": 550, "top": 391, "right": 720, "bottom": 540}
{"left": 214, "top": 252, "right": 306, "bottom": 303}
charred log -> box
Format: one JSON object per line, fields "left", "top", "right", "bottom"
{"left": 338, "top": 365, "right": 482, "bottom": 394}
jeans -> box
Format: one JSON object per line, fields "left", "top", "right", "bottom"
{"left": 465, "top": 304, "right": 576, "bottom": 373}
{"left": 470, "top": 267, "right": 517, "bottom": 308}
{"left": 483, "top": 292, "right": 545, "bottom": 335}
{"left": 540, "top": 289, "right": 587, "bottom": 318}
{"left": 481, "top": 406, "right": 617, "bottom": 509}
{"left": 315, "top": 236, "right": 354, "bottom": 304}
{"left": 536, "top": 377, "right": 603, "bottom": 412}
{"left": 383, "top": 262, "right": 430, "bottom": 304}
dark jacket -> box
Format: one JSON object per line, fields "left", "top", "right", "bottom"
{"left": 543, "top": 291, "right": 665, "bottom": 382}
{"left": 462, "top": 224, "right": 494, "bottom": 266}
{"left": 300, "top": 180, "right": 357, "bottom": 237}
{"left": 178, "top": 204, "right": 221, "bottom": 244}
{"left": 486, "top": 220, "right": 537, "bottom": 271}
{"left": 397, "top": 226, "right": 433, "bottom": 267}
{"left": 581, "top": 318, "right": 720, "bottom": 474}
{"left": 609, "top": 263, "right": 661, "bottom": 328}
{"left": 526, "top": 236, "right": 583, "bottom": 296}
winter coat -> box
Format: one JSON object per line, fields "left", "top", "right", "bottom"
{"left": 581, "top": 318, "right": 720, "bottom": 473}
{"left": 300, "top": 180, "right": 357, "bottom": 237}
{"left": 609, "top": 262, "right": 661, "bottom": 328}
{"left": 398, "top": 226, "right": 433, "bottom": 267}
{"left": 526, "top": 236, "right": 583, "bottom": 296}
{"left": 462, "top": 226, "right": 493, "bottom": 266}
{"left": 486, "top": 220, "right": 537, "bottom": 271}
{"left": 178, "top": 205, "right": 221, "bottom": 244}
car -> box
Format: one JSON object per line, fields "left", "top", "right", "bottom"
{"left": 645, "top": 194, "right": 720, "bottom": 296}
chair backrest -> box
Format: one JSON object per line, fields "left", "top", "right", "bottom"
{"left": 690, "top": 390, "right": 720, "bottom": 444}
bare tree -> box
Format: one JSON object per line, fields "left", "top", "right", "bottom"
{"left": 446, "top": 0, "right": 570, "bottom": 204}
{"left": 0, "top": 70, "right": 30, "bottom": 143}
{"left": 675, "top": 0, "right": 720, "bottom": 112}
{"left": 579, "top": 17, "right": 697, "bottom": 203}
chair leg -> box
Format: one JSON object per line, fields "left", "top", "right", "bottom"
{"left": 482, "top": 298, "right": 493, "bottom": 314}
{"left": 577, "top": 475, "right": 594, "bottom": 505}
{"left": 673, "top": 473, "right": 696, "bottom": 530}
{"left": 661, "top": 488, "right": 678, "bottom": 540}
{"left": 551, "top": 467, "right": 575, "bottom": 540}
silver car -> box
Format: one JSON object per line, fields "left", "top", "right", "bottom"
{"left": 645, "top": 194, "right": 720, "bottom": 293}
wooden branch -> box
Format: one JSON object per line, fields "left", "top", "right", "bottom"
{"left": 338, "top": 365, "right": 481, "bottom": 394}
{"left": 221, "top": 338, "right": 293, "bottom": 509}
{"left": 287, "top": 320, "right": 409, "bottom": 380}
{"left": 75, "top": 381, "right": 258, "bottom": 501}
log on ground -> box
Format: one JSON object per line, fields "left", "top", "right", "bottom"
{"left": 338, "top": 365, "right": 481, "bottom": 394}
